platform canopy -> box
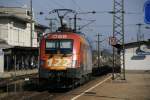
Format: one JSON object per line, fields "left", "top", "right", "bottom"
{"left": 0, "top": 39, "right": 12, "bottom": 49}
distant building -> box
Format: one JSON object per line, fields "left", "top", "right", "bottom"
{"left": 123, "top": 40, "right": 150, "bottom": 70}
{"left": 0, "top": 7, "right": 48, "bottom": 72}
{"left": 0, "top": 6, "right": 48, "bottom": 47}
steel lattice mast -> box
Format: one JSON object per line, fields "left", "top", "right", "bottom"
{"left": 112, "top": 0, "right": 125, "bottom": 80}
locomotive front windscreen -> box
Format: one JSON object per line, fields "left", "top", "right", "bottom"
{"left": 45, "top": 40, "right": 73, "bottom": 54}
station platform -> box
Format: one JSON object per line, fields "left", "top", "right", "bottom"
{"left": 77, "top": 71, "right": 150, "bottom": 100}
{"left": 0, "top": 69, "right": 38, "bottom": 79}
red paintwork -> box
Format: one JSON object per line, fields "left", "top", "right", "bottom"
{"left": 40, "top": 32, "right": 87, "bottom": 70}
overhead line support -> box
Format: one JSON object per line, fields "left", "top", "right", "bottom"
{"left": 112, "top": 0, "right": 125, "bottom": 80}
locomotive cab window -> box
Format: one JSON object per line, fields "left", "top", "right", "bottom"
{"left": 45, "top": 40, "right": 73, "bottom": 54}
{"left": 60, "top": 41, "right": 72, "bottom": 49}
{"left": 46, "top": 41, "right": 57, "bottom": 48}
{"left": 60, "top": 40, "right": 73, "bottom": 54}
{"left": 45, "top": 40, "right": 58, "bottom": 53}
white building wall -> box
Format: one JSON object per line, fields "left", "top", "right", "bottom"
{"left": 123, "top": 45, "right": 150, "bottom": 70}
{"left": 0, "top": 7, "right": 40, "bottom": 48}
{"left": 0, "top": 19, "right": 9, "bottom": 41}
{"left": 8, "top": 21, "right": 12, "bottom": 44}
{"left": 0, "top": 49, "right": 4, "bottom": 72}
{"left": 26, "top": 23, "right": 32, "bottom": 47}
{"left": 32, "top": 32, "right": 38, "bottom": 47}
{"left": 0, "top": 19, "right": 37, "bottom": 47}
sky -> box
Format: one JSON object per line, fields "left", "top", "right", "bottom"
{"left": 0, "top": 0, "right": 150, "bottom": 50}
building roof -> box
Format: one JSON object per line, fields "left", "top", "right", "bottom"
{"left": 112, "top": 40, "right": 150, "bottom": 49}
{"left": 0, "top": 14, "right": 48, "bottom": 29}
{"left": 3, "top": 46, "right": 38, "bottom": 55}
{"left": 124, "top": 40, "right": 150, "bottom": 48}
{"left": 0, "top": 6, "right": 28, "bottom": 9}
{"left": 0, "top": 14, "right": 31, "bottom": 23}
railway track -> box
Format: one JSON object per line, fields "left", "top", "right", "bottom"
{"left": 1, "top": 91, "right": 54, "bottom": 100}
{"left": 0, "top": 73, "right": 38, "bottom": 87}
{"left": 0, "top": 84, "right": 70, "bottom": 100}
{"left": 0, "top": 73, "right": 111, "bottom": 100}
{"left": 0, "top": 65, "right": 112, "bottom": 100}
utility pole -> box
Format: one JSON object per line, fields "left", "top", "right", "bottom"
{"left": 136, "top": 23, "right": 144, "bottom": 48}
{"left": 69, "top": 18, "right": 72, "bottom": 29}
{"left": 112, "top": 46, "right": 115, "bottom": 79}
{"left": 69, "top": 17, "right": 81, "bottom": 31}
{"left": 96, "top": 33, "right": 102, "bottom": 68}
{"left": 74, "top": 14, "right": 77, "bottom": 32}
{"left": 45, "top": 18, "right": 57, "bottom": 32}
{"left": 30, "top": 0, "right": 33, "bottom": 47}
{"left": 73, "top": 11, "right": 95, "bottom": 32}
{"left": 136, "top": 23, "right": 144, "bottom": 41}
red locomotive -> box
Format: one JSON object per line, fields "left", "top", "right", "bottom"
{"left": 39, "top": 32, "right": 92, "bottom": 88}
{"left": 39, "top": 9, "right": 93, "bottom": 88}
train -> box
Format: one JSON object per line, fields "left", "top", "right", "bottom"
{"left": 38, "top": 9, "right": 116, "bottom": 88}
{"left": 39, "top": 32, "right": 93, "bottom": 88}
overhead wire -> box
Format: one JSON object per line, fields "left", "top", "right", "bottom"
{"left": 51, "top": 0, "right": 66, "bottom": 9}
{"left": 14, "top": 1, "right": 23, "bottom": 6}
{"left": 93, "top": 10, "right": 143, "bottom": 15}
{"left": 74, "top": 9, "right": 143, "bottom": 15}
{"left": 41, "top": 0, "right": 55, "bottom": 10}
{"left": 83, "top": 24, "right": 139, "bottom": 28}
{"left": 71, "top": 0, "right": 83, "bottom": 11}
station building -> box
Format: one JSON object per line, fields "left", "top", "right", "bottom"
{"left": 0, "top": 7, "right": 48, "bottom": 72}
{"left": 123, "top": 40, "right": 150, "bottom": 70}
